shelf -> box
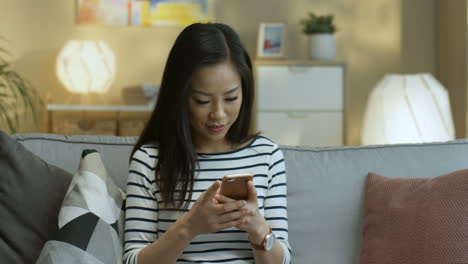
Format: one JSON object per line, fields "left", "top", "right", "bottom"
{"left": 46, "top": 104, "right": 155, "bottom": 112}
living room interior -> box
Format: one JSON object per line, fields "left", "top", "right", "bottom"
{"left": 2, "top": 0, "right": 467, "bottom": 147}
{"left": 3, "top": 1, "right": 468, "bottom": 264}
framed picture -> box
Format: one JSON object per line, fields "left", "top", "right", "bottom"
{"left": 77, "top": 0, "right": 129, "bottom": 26}
{"left": 257, "top": 23, "right": 286, "bottom": 58}
{"left": 76, "top": 0, "right": 214, "bottom": 27}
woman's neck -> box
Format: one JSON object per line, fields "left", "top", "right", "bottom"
{"left": 194, "top": 139, "right": 233, "bottom": 154}
{"left": 193, "top": 136, "right": 255, "bottom": 154}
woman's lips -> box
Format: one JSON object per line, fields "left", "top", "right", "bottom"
{"left": 207, "top": 124, "right": 225, "bottom": 133}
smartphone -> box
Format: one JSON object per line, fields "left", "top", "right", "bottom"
{"left": 219, "top": 173, "right": 254, "bottom": 200}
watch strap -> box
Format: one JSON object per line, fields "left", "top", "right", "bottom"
{"left": 250, "top": 227, "right": 273, "bottom": 250}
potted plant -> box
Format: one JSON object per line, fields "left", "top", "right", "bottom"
{"left": 300, "top": 12, "right": 337, "bottom": 60}
{"left": 0, "top": 38, "right": 42, "bottom": 133}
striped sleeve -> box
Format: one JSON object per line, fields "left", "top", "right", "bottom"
{"left": 123, "top": 147, "right": 159, "bottom": 264}
{"left": 265, "top": 144, "right": 291, "bottom": 264}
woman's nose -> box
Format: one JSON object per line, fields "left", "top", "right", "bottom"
{"left": 209, "top": 101, "right": 226, "bottom": 120}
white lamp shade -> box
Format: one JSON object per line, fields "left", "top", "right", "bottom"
{"left": 56, "top": 40, "right": 116, "bottom": 94}
{"left": 361, "top": 73, "right": 455, "bottom": 145}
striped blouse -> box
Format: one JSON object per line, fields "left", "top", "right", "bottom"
{"left": 123, "top": 136, "right": 291, "bottom": 264}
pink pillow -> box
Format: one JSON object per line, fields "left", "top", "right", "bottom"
{"left": 361, "top": 169, "right": 468, "bottom": 264}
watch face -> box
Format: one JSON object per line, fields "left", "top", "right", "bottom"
{"left": 265, "top": 233, "right": 276, "bottom": 250}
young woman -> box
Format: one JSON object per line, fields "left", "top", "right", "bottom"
{"left": 124, "top": 23, "right": 291, "bottom": 264}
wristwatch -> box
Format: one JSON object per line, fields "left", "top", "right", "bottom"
{"left": 250, "top": 227, "right": 276, "bottom": 251}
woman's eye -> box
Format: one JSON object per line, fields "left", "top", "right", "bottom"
{"left": 225, "top": 97, "right": 238, "bottom": 102}
{"left": 195, "top": 99, "right": 210, "bottom": 105}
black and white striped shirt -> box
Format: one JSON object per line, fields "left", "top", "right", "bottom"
{"left": 123, "top": 136, "right": 291, "bottom": 264}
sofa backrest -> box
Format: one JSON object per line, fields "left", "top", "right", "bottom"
{"left": 281, "top": 141, "right": 468, "bottom": 264}
{"left": 13, "top": 133, "right": 468, "bottom": 264}
{"left": 13, "top": 133, "right": 135, "bottom": 190}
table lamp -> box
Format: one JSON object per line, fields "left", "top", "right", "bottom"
{"left": 56, "top": 40, "right": 116, "bottom": 94}
{"left": 361, "top": 73, "right": 455, "bottom": 145}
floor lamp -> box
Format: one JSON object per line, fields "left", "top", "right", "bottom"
{"left": 361, "top": 73, "right": 455, "bottom": 145}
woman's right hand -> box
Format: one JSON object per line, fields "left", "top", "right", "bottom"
{"left": 181, "top": 180, "right": 249, "bottom": 237}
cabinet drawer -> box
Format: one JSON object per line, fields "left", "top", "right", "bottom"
{"left": 257, "top": 65, "right": 343, "bottom": 111}
{"left": 257, "top": 111, "right": 343, "bottom": 147}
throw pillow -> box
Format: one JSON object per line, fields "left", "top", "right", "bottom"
{"left": 36, "top": 149, "right": 126, "bottom": 264}
{"left": 360, "top": 169, "right": 468, "bottom": 264}
{"left": 0, "top": 131, "right": 73, "bottom": 263}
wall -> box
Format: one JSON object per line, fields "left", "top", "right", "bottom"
{"left": 436, "top": 0, "right": 467, "bottom": 139}
{"left": 0, "top": 0, "right": 183, "bottom": 132}
{"left": 0, "top": 0, "right": 436, "bottom": 145}
{"left": 401, "top": 0, "right": 436, "bottom": 74}
{"left": 216, "top": 0, "right": 435, "bottom": 145}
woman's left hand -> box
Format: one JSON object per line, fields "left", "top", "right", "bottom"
{"left": 214, "top": 180, "right": 270, "bottom": 245}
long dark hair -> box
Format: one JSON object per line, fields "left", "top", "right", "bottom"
{"left": 131, "top": 23, "right": 256, "bottom": 208}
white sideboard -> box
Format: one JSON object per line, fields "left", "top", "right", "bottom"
{"left": 255, "top": 60, "right": 345, "bottom": 147}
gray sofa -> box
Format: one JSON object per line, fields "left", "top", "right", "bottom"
{"left": 9, "top": 133, "right": 468, "bottom": 263}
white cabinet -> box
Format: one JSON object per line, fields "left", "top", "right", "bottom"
{"left": 255, "top": 61, "right": 345, "bottom": 147}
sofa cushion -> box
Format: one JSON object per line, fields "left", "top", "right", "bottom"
{"left": 0, "top": 131, "right": 73, "bottom": 263}
{"left": 37, "top": 149, "right": 126, "bottom": 264}
{"left": 360, "top": 169, "right": 468, "bottom": 263}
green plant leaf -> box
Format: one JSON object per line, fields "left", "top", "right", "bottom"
{"left": 16, "top": 80, "right": 35, "bottom": 108}
{"left": 5, "top": 72, "right": 20, "bottom": 101}
{"left": 0, "top": 64, "right": 8, "bottom": 74}
{"left": 300, "top": 12, "right": 337, "bottom": 34}
{"left": 0, "top": 102, "right": 16, "bottom": 133}
{"left": 0, "top": 36, "right": 42, "bottom": 132}
{"left": 11, "top": 72, "right": 41, "bottom": 124}
{"left": 0, "top": 47, "right": 9, "bottom": 55}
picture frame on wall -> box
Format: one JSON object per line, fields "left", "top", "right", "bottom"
{"left": 257, "top": 23, "right": 286, "bottom": 58}
{"left": 76, "top": 0, "right": 214, "bottom": 27}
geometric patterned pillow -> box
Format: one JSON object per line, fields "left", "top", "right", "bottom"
{"left": 36, "top": 150, "right": 126, "bottom": 264}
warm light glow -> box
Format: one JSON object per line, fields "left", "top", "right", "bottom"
{"left": 56, "top": 40, "right": 116, "bottom": 94}
{"left": 361, "top": 73, "right": 455, "bottom": 145}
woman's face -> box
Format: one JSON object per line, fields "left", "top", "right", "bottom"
{"left": 188, "top": 61, "right": 243, "bottom": 152}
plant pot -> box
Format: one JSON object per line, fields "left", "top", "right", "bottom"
{"left": 309, "top": 33, "right": 336, "bottom": 60}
